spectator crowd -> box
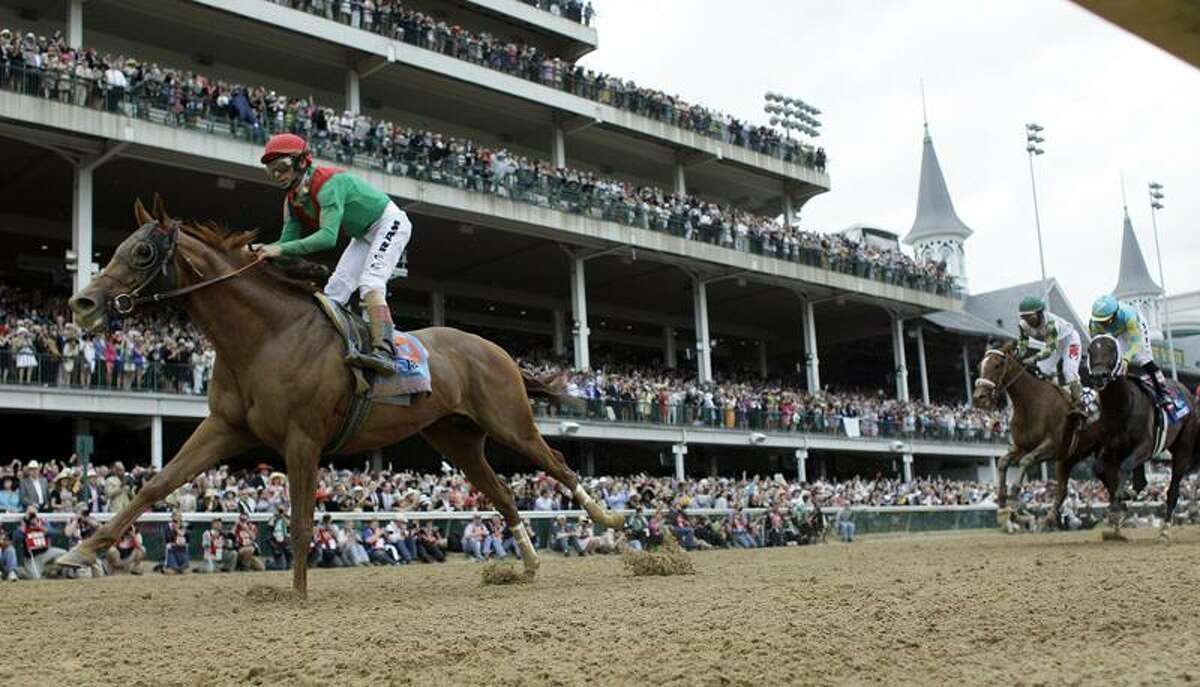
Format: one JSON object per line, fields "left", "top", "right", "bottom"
{"left": 5, "top": 454, "right": 1195, "bottom": 580}
{"left": 2, "top": 25, "right": 953, "bottom": 295}
{"left": 0, "top": 284, "right": 215, "bottom": 393}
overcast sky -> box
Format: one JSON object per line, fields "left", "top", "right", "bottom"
{"left": 579, "top": 0, "right": 1200, "bottom": 317}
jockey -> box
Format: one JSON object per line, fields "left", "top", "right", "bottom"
{"left": 1089, "top": 295, "right": 1172, "bottom": 409}
{"left": 253, "top": 133, "right": 411, "bottom": 375}
{"left": 1016, "top": 295, "right": 1084, "bottom": 416}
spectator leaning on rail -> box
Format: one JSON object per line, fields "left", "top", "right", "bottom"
{"left": 253, "top": 133, "right": 414, "bottom": 375}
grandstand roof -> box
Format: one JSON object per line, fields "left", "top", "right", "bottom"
{"left": 1112, "top": 209, "right": 1162, "bottom": 299}
{"left": 903, "top": 126, "right": 973, "bottom": 245}
{"left": 921, "top": 309, "right": 1011, "bottom": 340}
{"left": 963, "top": 278, "right": 1086, "bottom": 337}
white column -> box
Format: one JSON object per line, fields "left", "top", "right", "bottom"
{"left": 370, "top": 449, "right": 383, "bottom": 472}
{"left": 672, "top": 443, "right": 688, "bottom": 481}
{"left": 692, "top": 278, "right": 712, "bottom": 384}
{"left": 552, "top": 310, "right": 566, "bottom": 357}
{"left": 67, "top": 0, "right": 84, "bottom": 50}
{"left": 892, "top": 314, "right": 909, "bottom": 402}
{"left": 803, "top": 299, "right": 821, "bottom": 392}
{"left": 552, "top": 121, "right": 567, "bottom": 168}
{"left": 429, "top": 291, "right": 445, "bottom": 326}
{"left": 915, "top": 326, "right": 930, "bottom": 404}
{"left": 902, "top": 452, "right": 914, "bottom": 482}
{"left": 570, "top": 257, "right": 590, "bottom": 370}
{"left": 345, "top": 69, "right": 361, "bottom": 114}
{"left": 663, "top": 326, "right": 677, "bottom": 369}
{"left": 673, "top": 160, "right": 687, "bottom": 196}
{"left": 72, "top": 165, "right": 94, "bottom": 295}
{"left": 962, "top": 342, "right": 973, "bottom": 406}
{"left": 708, "top": 453, "right": 719, "bottom": 477}
{"left": 758, "top": 340, "right": 769, "bottom": 378}
{"left": 782, "top": 192, "right": 795, "bottom": 227}
{"left": 795, "top": 448, "right": 809, "bottom": 483}
{"left": 990, "top": 457, "right": 999, "bottom": 485}
{"left": 150, "top": 415, "right": 163, "bottom": 470}
{"left": 1040, "top": 462, "right": 1049, "bottom": 482}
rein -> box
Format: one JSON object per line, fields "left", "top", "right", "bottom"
{"left": 114, "top": 256, "right": 265, "bottom": 314}
{"left": 111, "top": 219, "right": 266, "bottom": 315}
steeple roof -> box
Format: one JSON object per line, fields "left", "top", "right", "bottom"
{"left": 904, "top": 125, "right": 973, "bottom": 245}
{"left": 1112, "top": 209, "right": 1162, "bottom": 299}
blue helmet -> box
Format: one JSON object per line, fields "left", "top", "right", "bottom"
{"left": 1091, "top": 295, "right": 1119, "bottom": 323}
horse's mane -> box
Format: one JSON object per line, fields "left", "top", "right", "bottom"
{"left": 179, "top": 220, "right": 327, "bottom": 295}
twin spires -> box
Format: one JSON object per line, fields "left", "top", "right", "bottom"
{"left": 903, "top": 123, "right": 973, "bottom": 245}
{"left": 1112, "top": 207, "right": 1162, "bottom": 299}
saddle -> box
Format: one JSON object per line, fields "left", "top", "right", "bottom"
{"left": 313, "top": 293, "right": 432, "bottom": 454}
{"left": 1128, "top": 372, "right": 1190, "bottom": 425}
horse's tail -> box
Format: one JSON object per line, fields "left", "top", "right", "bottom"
{"left": 521, "top": 370, "right": 585, "bottom": 414}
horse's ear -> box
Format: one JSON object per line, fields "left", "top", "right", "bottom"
{"left": 134, "top": 198, "right": 153, "bottom": 226}
{"left": 151, "top": 193, "right": 169, "bottom": 224}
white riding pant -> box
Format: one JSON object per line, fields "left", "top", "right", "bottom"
{"left": 323, "top": 202, "right": 412, "bottom": 305}
{"left": 1127, "top": 315, "right": 1154, "bottom": 368}
{"left": 1035, "top": 330, "right": 1081, "bottom": 384}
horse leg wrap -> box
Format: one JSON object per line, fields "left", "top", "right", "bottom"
{"left": 514, "top": 522, "right": 539, "bottom": 573}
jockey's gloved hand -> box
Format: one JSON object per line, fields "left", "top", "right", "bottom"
{"left": 249, "top": 243, "right": 283, "bottom": 260}
{"left": 1115, "top": 359, "right": 1129, "bottom": 378}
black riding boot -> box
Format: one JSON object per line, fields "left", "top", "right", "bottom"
{"left": 347, "top": 306, "right": 396, "bottom": 375}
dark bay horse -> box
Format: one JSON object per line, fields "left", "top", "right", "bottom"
{"left": 1087, "top": 334, "right": 1199, "bottom": 541}
{"left": 973, "top": 343, "right": 1100, "bottom": 528}
{"left": 57, "top": 196, "right": 624, "bottom": 596}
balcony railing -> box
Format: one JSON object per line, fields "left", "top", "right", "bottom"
{"left": 0, "top": 64, "right": 957, "bottom": 297}
{"left": 0, "top": 352, "right": 209, "bottom": 396}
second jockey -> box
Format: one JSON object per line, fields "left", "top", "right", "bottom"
{"left": 1089, "top": 295, "right": 1173, "bottom": 412}
{"left": 1016, "top": 295, "right": 1084, "bottom": 417}
{"left": 253, "top": 133, "right": 411, "bottom": 375}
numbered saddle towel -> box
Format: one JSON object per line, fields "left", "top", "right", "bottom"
{"left": 313, "top": 293, "right": 431, "bottom": 402}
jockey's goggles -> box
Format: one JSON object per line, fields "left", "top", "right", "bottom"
{"left": 265, "top": 156, "right": 298, "bottom": 187}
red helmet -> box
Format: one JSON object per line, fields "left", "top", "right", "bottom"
{"left": 261, "top": 133, "right": 308, "bottom": 164}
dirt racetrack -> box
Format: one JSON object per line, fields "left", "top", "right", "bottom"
{"left": 7, "top": 528, "right": 1200, "bottom": 686}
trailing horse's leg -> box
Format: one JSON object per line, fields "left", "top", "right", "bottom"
{"left": 284, "top": 433, "right": 320, "bottom": 600}
{"left": 995, "top": 448, "right": 1019, "bottom": 528}
{"left": 1160, "top": 423, "right": 1198, "bottom": 544}
{"left": 56, "top": 417, "right": 257, "bottom": 568}
{"left": 1099, "top": 451, "right": 1128, "bottom": 542}
{"left": 421, "top": 417, "right": 539, "bottom": 577}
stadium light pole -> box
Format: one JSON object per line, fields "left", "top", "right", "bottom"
{"left": 1025, "top": 123, "right": 1047, "bottom": 283}
{"left": 1148, "top": 182, "right": 1177, "bottom": 380}
{"left": 763, "top": 91, "right": 823, "bottom": 141}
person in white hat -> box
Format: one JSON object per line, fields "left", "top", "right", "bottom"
{"left": 19, "top": 461, "right": 48, "bottom": 510}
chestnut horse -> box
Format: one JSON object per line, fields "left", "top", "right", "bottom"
{"left": 57, "top": 196, "right": 623, "bottom": 597}
{"left": 973, "top": 343, "right": 1100, "bottom": 528}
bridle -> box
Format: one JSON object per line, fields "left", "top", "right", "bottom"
{"left": 109, "top": 220, "right": 264, "bottom": 315}
{"left": 973, "top": 349, "right": 1023, "bottom": 403}
{"left": 1087, "top": 334, "right": 1120, "bottom": 389}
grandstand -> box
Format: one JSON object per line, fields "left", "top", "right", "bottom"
{"left": 0, "top": 0, "right": 1012, "bottom": 485}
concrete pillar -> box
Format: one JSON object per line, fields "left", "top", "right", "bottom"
{"left": 67, "top": 0, "right": 84, "bottom": 50}
{"left": 663, "top": 326, "right": 677, "bottom": 369}
{"left": 552, "top": 120, "right": 567, "bottom": 168}
{"left": 803, "top": 299, "right": 821, "bottom": 392}
{"left": 673, "top": 157, "right": 687, "bottom": 196}
{"left": 552, "top": 310, "right": 566, "bottom": 357}
{"left": 150, "top": 415, "right": 163, "bottom": 470}
{"left": 796, "top": 448, "right": 809, "bottom": 483}
{"left": 345, "top": 68, "right": 361, "bottom": 114}
{"left": 892, "top": 314, "right": 909, "bottom": 402}
{"left": 370, "top": 449, "right": 383, "bottom": 472}
{"left": 902, "top": 452, "right": 914, "bottom": 482}
{"left": 692, "top": 278, "right": 712, "bottom": 384}
{"left": 72, "top": 165, "right": 94, "bottom": 295}
{"left": 915, "top": 326, "right": 930, "bottom": 404}
{"left": 570, "top": 257, "right": 590, "bottom": 370}
{"left": 758, "top": 340, "right": 769, "bottom": 378}
{"left": 990, "top": 456, "right": 999, "bottom": 485}
{"left": 962, "top": 342, "right": 973, "bottom": 407}
{"left": 672, "top": 443, "right": 687, "bottom": 481}
{"left": 429, "top": 291, "right": 446, "bottom": 326}
{"left": 708, "top": 453, "right": 719, "bottom": 477}
{"left": 1040, "top": 462, "right": 1049, "bottom": 482}
{"left": 782, "top": 192, "right": 795, "bottom": 228}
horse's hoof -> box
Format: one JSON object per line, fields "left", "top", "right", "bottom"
{"left": 1100, "top": 530, "right": 1129, "bottom": 543}
{"left": 54, "top": 547, "right": 97, "bottom": 569}
{"left": 996, "top": 508, "right": 1012, "bottom": 529}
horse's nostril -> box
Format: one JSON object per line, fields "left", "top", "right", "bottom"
{"left": 70, "top": 296, "right": 97, "bottom": 313}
